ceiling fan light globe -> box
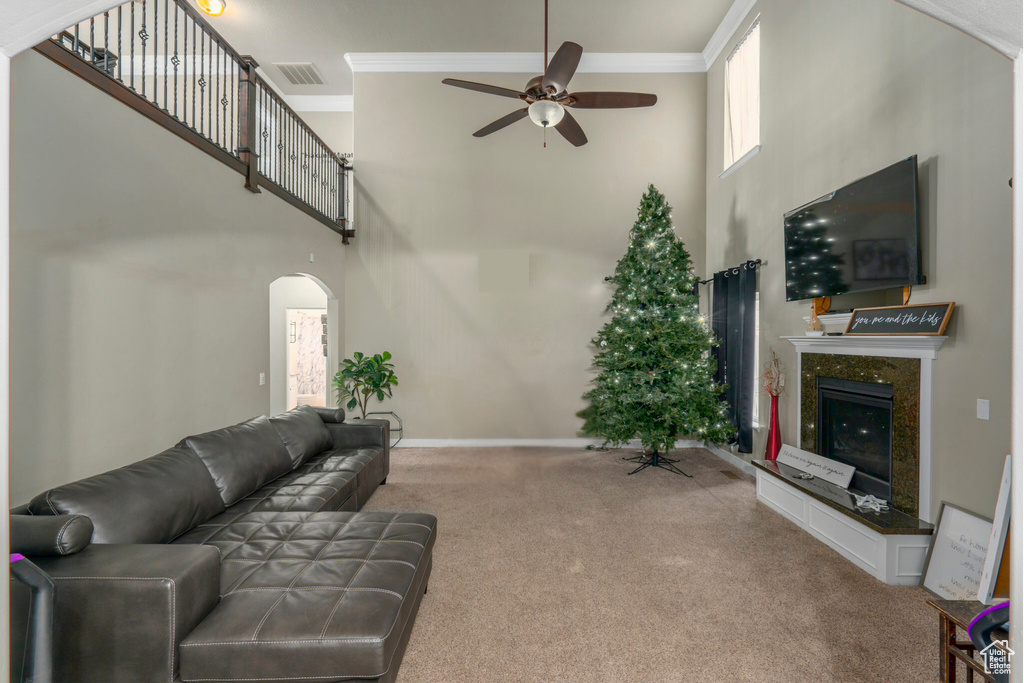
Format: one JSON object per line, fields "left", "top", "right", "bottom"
{"left": 528, "top": 100, "right": 565, "bottom": 128}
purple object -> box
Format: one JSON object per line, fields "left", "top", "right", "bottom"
{"left": 10, "top": 553, "right": 26, "bottom": 563}
{"left": 969, "top": 601, "right": 1011, "bottom": 638}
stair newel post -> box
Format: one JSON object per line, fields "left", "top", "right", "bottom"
{"left": 237, "top": 55, "right": 261, "bottom": 194}
{"left": 337, "top": 159, "right": 349, "bottom": 244}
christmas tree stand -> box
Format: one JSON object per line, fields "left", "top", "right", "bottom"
{"left": 622, "top": 451, "right": 692, "bottom": 477}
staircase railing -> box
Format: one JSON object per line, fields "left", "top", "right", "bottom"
{"left": 37, "top": 0, "right": 353, "bottom": 242}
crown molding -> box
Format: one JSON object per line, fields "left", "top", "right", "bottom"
{"left": 345, "top": 52, "right": 707, "bottom": 74}
{"left": 702, "top": 0, "right": 760, "bottom": 68}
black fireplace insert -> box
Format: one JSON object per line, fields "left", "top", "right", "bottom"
{"left": 816, "top": 376, "right": 894, "bottom": 502}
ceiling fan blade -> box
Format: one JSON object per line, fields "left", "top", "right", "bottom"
{"left": 442, "top": 78, "right": 525, "bottom": 99}
{"left": 554, "top": 109, "right": 588, "bottom": 147}
{"left": 568, "top": 92, "right": 658, "bottom": 109}
{"left": 542, "top": 41, "right": 583, "bottom": 94}
{"left": 473, "top": 108, "right": 530, "bottom": 137}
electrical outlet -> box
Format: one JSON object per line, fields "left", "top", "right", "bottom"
{"left": 309, "top": 253, "right": 315, "bottom": 263}
{"left": 977, "top": 399, "right": 990, "bottom": 421}
{"left": 259, "top": 373, "right": 266, "bottom": 386}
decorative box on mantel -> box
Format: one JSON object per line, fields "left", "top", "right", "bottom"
{"left": 750, "top": 335, "right": 946, "bottom": 585}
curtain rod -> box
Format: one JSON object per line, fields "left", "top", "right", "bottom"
{"left": 698, "top": 258, "right": 763, "bottom": 286}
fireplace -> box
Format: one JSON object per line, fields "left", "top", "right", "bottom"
{"left": 799, "top": 352, "right": 921, "bottom": 517}
{"left": 816, "top": 377, "right": 895, "bottom": 502}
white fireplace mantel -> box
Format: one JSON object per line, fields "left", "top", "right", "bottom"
{"left": 783, "top": 334, "right": 946, "bottom": 523}
{"left": 782, "top": 335, "right": 947, "bottom": 360}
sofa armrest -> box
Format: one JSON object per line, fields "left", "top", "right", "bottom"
{"left": 11, "top": 513, "right": 93, "bottom": 556}
{"left": 325, "top": 418, "right": 390, "bottom": 450}
{"left": 30, "top": 544, "right": 220, "bottom": 683}
{"left": 326, "top": 418, "right": 391, "bottom": 483}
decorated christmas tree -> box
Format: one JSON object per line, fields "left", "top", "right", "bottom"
{"left": 580, "top": 185, "right": 734, "bottom": 473}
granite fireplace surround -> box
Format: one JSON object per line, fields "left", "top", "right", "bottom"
{"left": 800, "top": 353, "right": 921, "bottom": 517}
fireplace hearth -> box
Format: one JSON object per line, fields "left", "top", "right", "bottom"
{"left": 816, "top": 377, "right": 895, "bottom": 502}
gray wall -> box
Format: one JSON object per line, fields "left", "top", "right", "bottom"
{"left": 10, "top": 51, "right": 348, "bottom": 505}
{"left": 347, "top": 72, "right": 708, "bottom": 438}
{"left": 704, "top": 0, "right": 1014, "bottom": 520}
{"left": 298, "top": 112, "right": 354, "bottom": 156}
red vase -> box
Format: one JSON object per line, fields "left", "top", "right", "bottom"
{"left": 765, "top": 395, "right": 782, "bottom": 461}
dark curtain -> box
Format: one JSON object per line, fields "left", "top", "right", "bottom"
{"left": 711, "top": 265, "right": 757, "bottom": 452}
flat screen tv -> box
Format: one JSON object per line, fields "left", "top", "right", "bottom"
{"left": 784, "top": 156, "right": 923, "bottom": 302}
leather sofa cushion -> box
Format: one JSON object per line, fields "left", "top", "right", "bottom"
{"left": 311, "top": 405, "right": 346, "bottom": 423}
{"left": 268, "top": 405, "right": 333, "bottom": 467}
{"left": 28, "top": 446, "right": 226, "bottom": 544}
{"left": 203, "top": 469, "right": 361, "bottom": 525}
{"left": 302, "top": 447, "right": 383, "bottom": 486}
{"left": 183, "top": 416, "right": 294, "bottom": 506}
{"left": 176, "top": 511, "right": 436, "bottom": 682}
{"left": 11, "top": 514, "right": 93, "bottom": 556}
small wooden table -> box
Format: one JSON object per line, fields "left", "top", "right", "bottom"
{"left": 926, "top": 599, "right": 996, "bottom": 682}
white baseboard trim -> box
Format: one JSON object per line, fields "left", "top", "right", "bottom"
{"left": 396, "top": 438, "right": 705, "bottom": 449}
{"left": 705, "top": 444, "right": 757, "bottom": 476}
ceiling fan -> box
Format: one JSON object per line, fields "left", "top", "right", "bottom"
{"left": 441, "top": 0, "right": 657, "bottom": 147}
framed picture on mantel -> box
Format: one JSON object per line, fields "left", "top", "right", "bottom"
{"left": 844, "top": 302, "right": 955, "bottom": 336}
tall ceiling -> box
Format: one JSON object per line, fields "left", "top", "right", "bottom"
{"left": 199, "top": 0, "right": 737, "bottom": 96}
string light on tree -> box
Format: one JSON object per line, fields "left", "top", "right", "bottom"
{"left": 578, "top": 185, "right": 734, "bottom": 474}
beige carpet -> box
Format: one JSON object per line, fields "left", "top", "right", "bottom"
{"left": 363, "top": 447, "right": 938, "bottom": 682}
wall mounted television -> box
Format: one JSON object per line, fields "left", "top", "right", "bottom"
{"left": 784, "top": 155, "right": 924, "bottom": 302}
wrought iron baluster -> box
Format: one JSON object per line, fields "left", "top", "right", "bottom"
{"left": 303, "top": 126, "right": 309, "bottom": 205}
{"left": 277, "top": 98, "right": 284, "bottom": 185}
{"left": 103, "top": 12, "right": 109, "bottom": 75}
{"left": 89, "top": 18, "right": 95, "bottom": 68}
{"left": 230, "top": 57, "right": 236, "bottom": 155}
{"left": 199, "top": 30, "right": 205, "bottom": 136}
{"left": 172, "top": 2, "right": 178, "bottom": 119}
{"left": 163, "top": 0, "right": 168, "bottom": 110}
{"left": 214, "top": 43, "right": 220, "bottom": 147}
{"left": 152, "top": 0, "right": 158, "bottom": 106}
{"left": 258, "top": 83, "right": 265, "bottom": 175}
{"left": 117, "top": 6, "right": 122, "bottom": 83}
{"left": 305, "top": 127, "right": 311, "bottom": 206}
{"left": 209, "top": 36, "right": 215, "bottom": 138}
{"left": 129, "top": 2, "right": 135, "bottom": 90}
{"left": 221, "top": 47, "right": 228, "bottom": 149}
{"left": 191, "top": 15, "right": 196, "bottom": 128}
{"left": 140, "top": 0, "right": 147, "bottom": 98}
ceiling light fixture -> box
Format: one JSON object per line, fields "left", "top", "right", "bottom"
{"left": 197, "top": 0, "right": 227, "bottom": 17}
{"left": 528, "top": 100, "right": 564, "bottom": 128}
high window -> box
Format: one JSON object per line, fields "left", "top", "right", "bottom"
{"left": 724, "top": 20, "right": 761, "bottom": 173}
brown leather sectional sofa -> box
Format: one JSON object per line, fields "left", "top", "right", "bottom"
{"left": 11, "top": 405, "right": 435, "bottom": 683}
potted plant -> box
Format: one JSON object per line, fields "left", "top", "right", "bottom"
{"left": 333, "top": 351, "right": 398, "bottom": 419}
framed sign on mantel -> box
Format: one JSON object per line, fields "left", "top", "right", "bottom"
{"left": 844, "top": 302, "right": 955, "bottom": 336}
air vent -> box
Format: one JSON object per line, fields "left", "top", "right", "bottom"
{"left": 274, "top": 63, "right": 325, "bottom": 86}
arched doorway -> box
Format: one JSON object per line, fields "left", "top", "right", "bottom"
{"left": 269, "top": 274, "right": 340, "bottom": 416}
